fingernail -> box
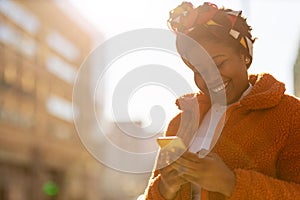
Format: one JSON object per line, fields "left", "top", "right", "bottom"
{"left": 197, "top": 149, "right": 209, "bottom": 158}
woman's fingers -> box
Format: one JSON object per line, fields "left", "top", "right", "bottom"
{"left": 159, "top": 149, "right": 183, "bottom": 166}
{"left": 179, "top": 173, "right": 199, "bottom": 185}
{"left": 170, "top": 161, "right": 193, "bottom": 174}
{"left": 159, "top": 164, "right": 188, "bottom": 192}
{"left": 160, "top": 164, "right": 174, "bottom": 174}
{"left": 170, "top": 151, "right": 218, "bottom": 176}
{"left": 159, "top": 148, "right": 235, "bottom": 196}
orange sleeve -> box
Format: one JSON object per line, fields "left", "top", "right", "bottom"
{"left": 165, "top": 112, "right": 182, "bottom": 137}
{"left": 228, "top": 109, "right": 300, "bottom": 200}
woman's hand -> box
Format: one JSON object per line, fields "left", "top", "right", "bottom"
{"left": 157, "top": 149, "right": 188, "bottom": 199}
{"left": 171, "top": 151, "right": 236, "bottom": 197}
{"left": 158, "top": 164, "right": 188, "bottom": 199}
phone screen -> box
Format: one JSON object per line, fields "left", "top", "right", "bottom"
{"left": 157, "top": 136, "right": 187, "bottom": 152}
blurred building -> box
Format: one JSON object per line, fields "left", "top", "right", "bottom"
{"left": 99, "top": 121, "right": 158, "bottom": 199}
{"left": 294, "top": 43, "right": 300, "bottom": 97}
{"left": 0, "top": 1, "right": 104, "bottom": 200}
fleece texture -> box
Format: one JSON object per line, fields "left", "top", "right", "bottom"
{"left": 144, "top": 73, "right": 300, "bottom": 200}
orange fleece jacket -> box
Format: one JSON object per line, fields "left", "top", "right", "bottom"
{"left": 144, "top": 73, "right": 300, "bottom": 200}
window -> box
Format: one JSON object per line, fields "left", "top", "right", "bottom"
{"left": 46, "top": 95, "right": 73, "bottom": 122}
{"left": 0, "top": 23, "right": 37, "bottom": 57}
{"left": 46, "top": 31, "right": 80, "bottom": 61}
{"left": 0, "top": 1, "right": 40, "bottom": 34}
{"left": 46, "top": 56, "right": 77, "bottom": 84}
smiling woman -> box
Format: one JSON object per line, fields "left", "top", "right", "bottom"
{"left": 181, "top": 42, "right": 249, "bottom": 105}
{"left": 143, "top": 1, "right": 300, "bottom": 200}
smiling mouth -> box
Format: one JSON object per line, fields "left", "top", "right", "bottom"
{"left": 211, "top": 81, "right": 230, "bottom": 93}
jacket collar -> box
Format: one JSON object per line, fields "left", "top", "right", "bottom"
{"left": 176, "top": 73, "right": 285, "bottom": 111}
{"left": 241, "top": 73, "right": 286, "bottom": 110}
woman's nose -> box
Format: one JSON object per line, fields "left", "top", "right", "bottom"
{"left": 197, "top": 66, "right": 223, "bottom": 86}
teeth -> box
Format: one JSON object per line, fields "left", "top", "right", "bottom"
{"left": 212, "top": 82, "right": 229, "bottom": 93}
{"left": 212, "top": 84, "right": 225, "bottom": 93}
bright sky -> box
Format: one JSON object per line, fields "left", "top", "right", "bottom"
{"left": 68, "top": 0, "right": 300, "bottom": 126}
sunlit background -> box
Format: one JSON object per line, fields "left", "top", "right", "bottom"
{"left": 0, "top": 0, "right": 299, "bottom": 200}
{"left": 69, "top": 0, "right": 300, "bottom": 123}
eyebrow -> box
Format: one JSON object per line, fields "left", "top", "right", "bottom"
{"left": 212, "top": 55, "right": 226, "bottom": 59}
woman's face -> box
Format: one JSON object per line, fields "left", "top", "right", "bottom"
{"left": 180, "top": 40, "right": 249, "bottom": 105}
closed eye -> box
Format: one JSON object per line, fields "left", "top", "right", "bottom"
{"left": 182, "top": 58, "right": 205, "bottom": 74}
{"left": 216, "top": 60, "right": 226, "bottom": 69}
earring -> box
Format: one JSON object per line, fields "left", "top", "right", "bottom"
{"left": 245, "top": 57, "right": 250, "bottom": 64}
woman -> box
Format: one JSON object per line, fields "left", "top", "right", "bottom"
{"left": 143, "top": 2, "right": 300, "bottom": 200}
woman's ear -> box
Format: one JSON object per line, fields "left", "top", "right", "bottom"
{"left": 241, "top": 54, "right": 251, "bottom": 69}
{"left": 240, "top": 54, "right": 250, "bottom": 66}
{"left": 245, "top": 57, "right": 250, "bottom": 65}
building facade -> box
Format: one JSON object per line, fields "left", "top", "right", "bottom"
{"left": 0, "top": 1, "right": 104, "bottom": 200}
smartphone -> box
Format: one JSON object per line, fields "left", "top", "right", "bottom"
{"left": 157, "top": 136, "right": 187, "bottom": 152}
